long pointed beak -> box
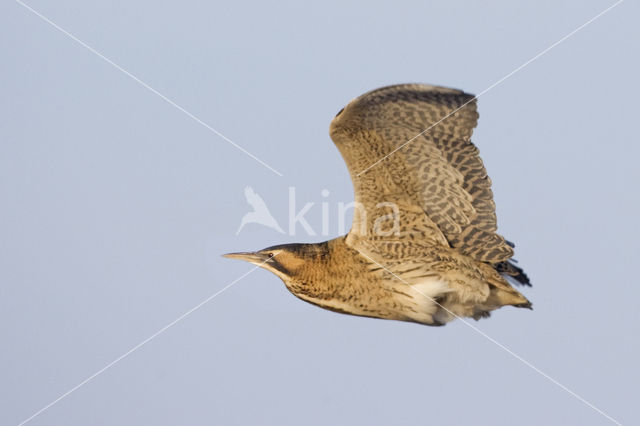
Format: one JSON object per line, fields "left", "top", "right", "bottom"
{"left": 222, "top": 251, "right": 269, "bottom": 265}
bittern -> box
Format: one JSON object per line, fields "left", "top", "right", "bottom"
{"left": 225, "top": 84, "right": 531, "bottom": 326}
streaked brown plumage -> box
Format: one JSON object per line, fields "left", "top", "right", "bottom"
{"left": 225, "top": 84, "right": 531, "bottom": 326}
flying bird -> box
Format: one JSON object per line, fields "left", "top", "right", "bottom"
{"left": 225, "top": 84, "right": 531, "bottom": 326}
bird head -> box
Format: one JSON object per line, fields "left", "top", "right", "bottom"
{"left": 223, "top": 243, "right": 326, "bottom": 285}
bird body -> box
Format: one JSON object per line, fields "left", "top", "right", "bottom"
{"left": 227, "top": 236, "right": 528, "bottom": 326}
{"left": 225, "top": 83, "right": 531, "bottom": 326}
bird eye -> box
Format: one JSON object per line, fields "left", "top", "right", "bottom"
{"left": 267, "top": 252, "right": 275, "bottom": 259}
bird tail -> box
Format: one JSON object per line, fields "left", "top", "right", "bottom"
{"left": 472, "top": 260, "right": 532, "bottom": 318}
{"left": 484, "top": 269, "right": 533, "bottom": 311}
{"left": 486, "top": 285, "right": 532, "bottom": 311}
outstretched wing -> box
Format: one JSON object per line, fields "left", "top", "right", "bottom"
{"left": 329, "top": 84, "right": 513, "bottom": 263}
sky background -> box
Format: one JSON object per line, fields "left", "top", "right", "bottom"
{"left": 1, "top": 1, "right": 638, "bottom": 425}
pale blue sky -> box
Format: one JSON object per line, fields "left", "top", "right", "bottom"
{"left": 1, "top": 1, "right": 638, "bottom": 425}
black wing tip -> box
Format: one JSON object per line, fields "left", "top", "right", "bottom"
{"left": 496, "top": 260, "right": 532, "bottom": 287}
